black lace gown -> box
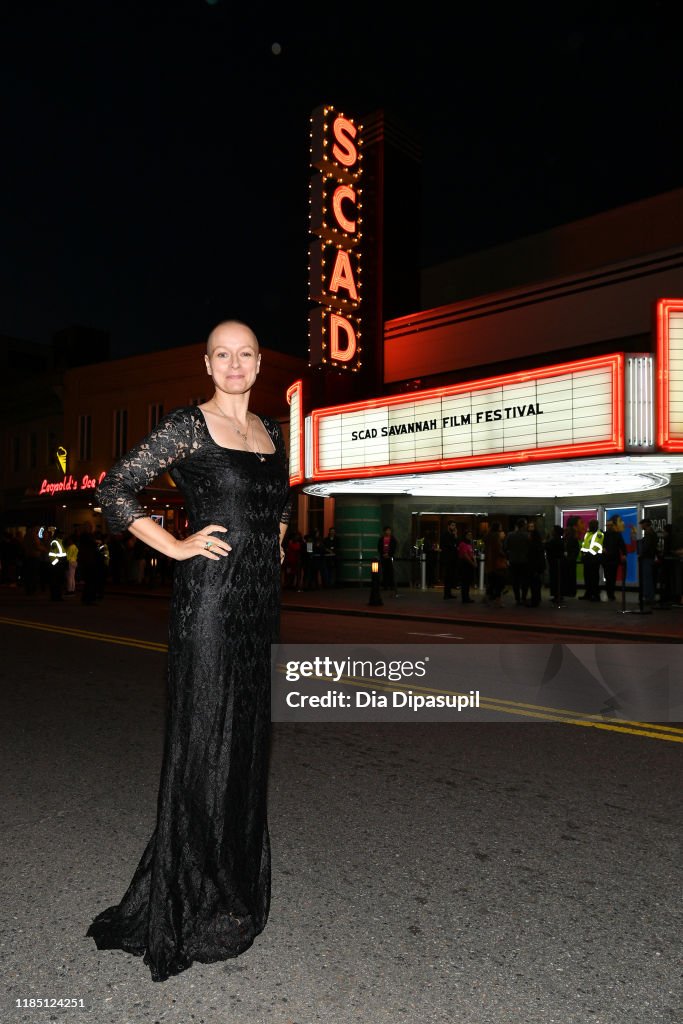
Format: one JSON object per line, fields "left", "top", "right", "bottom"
{"left": 85, "top": 407, "right": 291, "bottom": 982}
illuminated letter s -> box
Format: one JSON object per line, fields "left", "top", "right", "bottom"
{"left": 332, "top": 117, "right": 358, "bottom": 167}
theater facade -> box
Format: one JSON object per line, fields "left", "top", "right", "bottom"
{"left": 290, "top": 114, "right": 683, "bottom": 583}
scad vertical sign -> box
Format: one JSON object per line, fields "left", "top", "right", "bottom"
{"left": 308, "top": 105, "right": 363, "bottom": 372}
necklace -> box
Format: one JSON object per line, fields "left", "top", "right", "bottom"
{"left": 209, "top": 404, "right": 266, "bottom": 462}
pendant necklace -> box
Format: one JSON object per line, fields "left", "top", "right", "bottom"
{"left": 210, "top": 405, "right": 266, "bottom": 462}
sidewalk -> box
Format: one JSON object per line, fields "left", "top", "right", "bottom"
{"left": 103, "top": 580, "right": 683, "bottom": 642}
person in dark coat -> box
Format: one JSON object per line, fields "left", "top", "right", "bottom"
{"left": 77, "top": 523, "right": 100, "bottom": 606}
{"left": 377, "top": 526, "right": 397, "bottom": 591}
{"left": 440, "top": 520, "right": 458, "bottom": 599}
{"left": 563, "top": 520, "right": 580, "bottom": 597}
{"left": 602, "top": 515, "right": 627, "bottom": 601}
{"left": 526, "top": 520, "right": 546, "bottom": 606}
{"left": 545, "top": 525, "right": 565, "bottom": 602}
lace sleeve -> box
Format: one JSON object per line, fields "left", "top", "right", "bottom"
{"left": 263, "top": 416, "right": 294, "bottom": 524}
{"left": 96, "top": 408, "right": 199, "bottom": 533}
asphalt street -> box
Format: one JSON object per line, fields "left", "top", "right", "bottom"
{"left": 1, "top": 589, "right": 682, "bottom": 1024}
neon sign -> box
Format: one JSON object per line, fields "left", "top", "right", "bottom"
{"left": 39, "top": 472, "right": 106, "bottom": 496}
{"left": 308, "top": 105, "right": 363, "bottom": 372}
{"left": 286, "top": 379, "right": 305, "bottom": 486}
{"left": 656, "top": 297, "right": 683, "bottom": 450}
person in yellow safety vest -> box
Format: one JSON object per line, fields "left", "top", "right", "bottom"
{"left": 579, "top": 518, "right": 604, "bottom": 602}
{"left": 48, "top": 528, "right": 68, "bottom": 601}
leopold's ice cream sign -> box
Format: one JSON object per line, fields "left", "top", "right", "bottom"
{"left": 308, "top": 105, "right": 362, "bottom": 372}
{"left": 38, "top": 472, "right": 106, "bottom": 495}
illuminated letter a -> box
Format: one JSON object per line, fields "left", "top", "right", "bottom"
{"left": 329, "top": 313, "right": 357, "bottom": 362}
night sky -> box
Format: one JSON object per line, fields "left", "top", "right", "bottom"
{"left": 2, "top": 1, "right": 682, "bottom": 360}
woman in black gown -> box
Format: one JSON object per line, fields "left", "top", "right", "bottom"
{"left": 86, "top": 321, "right": 291, "bottom": 982}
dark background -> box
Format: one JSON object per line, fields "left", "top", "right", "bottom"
{"left": 2, "top": 1, "right": 682, "bottom": 359}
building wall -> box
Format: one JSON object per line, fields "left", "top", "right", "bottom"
{"left": 383, "top": 189, "right": 683, "bottom": 386}
{"left": 384, "top": 249, "right": 682, "bottom": 384}
{"left": 62, "top": 342, "right": 306, "bottom": 489}
{"left": 421, "top": 187, "right": 683, "bottom": 309}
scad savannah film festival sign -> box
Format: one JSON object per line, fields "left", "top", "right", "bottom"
{"left": 309, "top": 354, "right": 624, "bottom": 479}
{"left": 308, "top": 105, "right": 362, "bottom": 372}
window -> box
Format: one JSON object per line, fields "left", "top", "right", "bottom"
{"left": 113, "top": 409, "right": 128, "bottom": 458}
{"left": 78, "top": 414, "right": 92, "bottom": 461}
{"left": 149, "top": 402, "right": 164, "bottom": 431}
{"left": 29, "top": 433, "right": 37, "bottom": 469}
{"left": 47, "top": 430, "right": 57, "bottom": 465}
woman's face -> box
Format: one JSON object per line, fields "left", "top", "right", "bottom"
{"left": 205, "top": 323, "right": 261, "bottom": 397}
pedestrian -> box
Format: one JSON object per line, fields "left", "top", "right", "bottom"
{"left": 77, "top": 523, "right": 100, "bottom": 605}
{"left": 22, "top": 525, "right": 45, "bottom": 596}
{"left": 637, "top": 518, "right": 659, "bottom": 606}
{"left": 526, "top": 520, "right": 545, "bottom": 606}
{"left": 303, "top": 528, "right": 325, "bottom": 589}
{"left": 503, "top": 518, "right": 530, "bottom": 605}
{"left": 440, "top": 520, "right": 459, "bottom": 599}
{"left": 602, "top": 515, "right": 627, "bottom": 601}
{"left": 65, "top": 533, "right": 79, "bottom": 595}
{"left": 283, "top": 528, "right": 304, "bottom": 590}
{"left": 86, "top": 319, "right": 292, "bottom": 981}
{"left": 457, "top": 529, "right": 477, "bottom": 603}
{"left": 545, "top": 525, "right": 565, "bottom": 602}
{"left": 659, "top": 523, "right": 683, "bottom": 607}
{"left": 483, "top": 522, "right": 507, "bottom": 607}
{"left": 47, "top": 528, "right": 67, "bottom": 601}
{"left": 94, "top": 530, "right": 109, "bottom": 599}
{"left": 579, "top": 518, "right": 604, "bottom": 601}
{"left": 563, "top": 520, "right": 580, "bottom": 597}
{"left": 377, "top": 525, "right": 397, "bottom": 592}
{"left": 323, "top": 527, "right": 339, "bottom": 587}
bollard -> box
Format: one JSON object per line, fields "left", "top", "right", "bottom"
{"left": 368, "top": 559, "right": 383, "bottom": 607}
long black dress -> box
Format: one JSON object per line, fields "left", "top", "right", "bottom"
{"left": 86, "top": 406, "right": 291, "bottom": 982}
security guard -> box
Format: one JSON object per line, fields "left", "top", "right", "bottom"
{"left": 580, "top": 518, "right": 604, "bottom": 601}
{"left": 48, "top": 528, "right": 68, "bottom": 601}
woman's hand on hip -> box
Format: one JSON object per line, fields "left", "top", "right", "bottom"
{"left": 172, "top": 525, "right": 232, "bottom": 561}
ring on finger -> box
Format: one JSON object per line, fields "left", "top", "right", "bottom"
{"left": 205, "top": 540, "right": 213, "bottom": 550}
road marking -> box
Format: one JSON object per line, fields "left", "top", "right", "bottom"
{"left": 0, "top": 615, "right": 167, "bottom": 654}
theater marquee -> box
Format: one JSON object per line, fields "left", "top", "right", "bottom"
{"left": 308, "top": 354, "right": 624, "bottom": 480}
{"left": 656, "top": 297, "right": 683, "bottom": 450}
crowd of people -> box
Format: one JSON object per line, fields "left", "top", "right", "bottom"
{"left": 280, "top": 526, "right": 340, "bottom": 590}
{"left": 0, "top": 523, "right": 181, "bottom": 602}
{"left": 3, "top": 515, "right": 683, "bottom": 609}
{"left": 466, "top": 516, "right": 683, "bottom": 609}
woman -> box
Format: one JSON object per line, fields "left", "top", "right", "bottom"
{"left": 86, "top": 320, "right": 291, "bottom": 982}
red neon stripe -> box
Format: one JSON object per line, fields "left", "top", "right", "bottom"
{"left": 286, "top": 379, "right": 305, "bottom": 486}
{"left": 656, "top": 298, "right": 683, "bottom": 452}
